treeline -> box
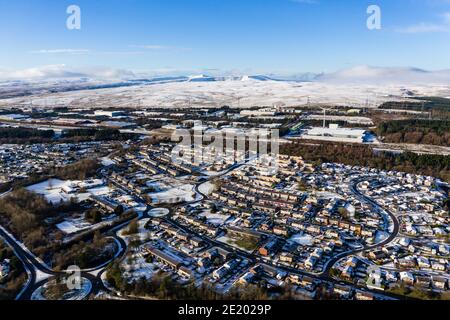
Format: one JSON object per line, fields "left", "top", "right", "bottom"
{"left": 0, "top": 127, "right": 54, "bottom": 143}
{"left": 53, "top": 231, "right": 115, "bottom": 270}
{"left": 0, "top": 127, "right": 138, "bottom": 144}
{"left": 0, "top": 241, "right": 26, "bottom": 300}
{"left": 0, "top": 189, "right": 72, "bottom": 258}
{"left": 0, "top": 189, "right": 116, "bottom": 270}
{"left": 52, "top": 158, "right": 100, "bottom": 180}
{"left": 379, "top": 97, "right": 450, "bottom": 118}
{"left": 377, "top": 119, "right": 450, "bottom": 146}
{"left": 281, "top": 142, "right": 450, "bottom": 181}
{"left": 61, "top": 128, "right": 137, "bottom": 141}
{"left": 1, "top": 158, "right": 101, "bottom": 193}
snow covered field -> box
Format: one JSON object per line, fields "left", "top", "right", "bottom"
{"left": 31, "top": 277, "right": 92, "bottom": 301}
{"left": 3, "top": 77, "right": 450, "bottom": 109}
{"left": 148, "top": 208, "right": 170, "bottom": 217}
{"left": 290, "top": 233, "right": 314, "bottom": 246}
{"left": 197, "top": 181, "right": 216, "bottom": 196}
{"left": 100, "top": 157, "right": 116, "bottom": 166}
{"left": 148, "top": 184, "right": 196, "bottom": 204}
{"left": 26, "top": 178, "right": 111, "bottom": 204}
{"left": 198, "top": 210, "right": 230, "bottom": 226}
{"left": 216, "top": 235, "right": 255, "bottom": 253}
{"left": 56, "top": 219, "right": 91, "bottom": 235}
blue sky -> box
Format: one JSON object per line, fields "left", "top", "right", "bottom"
{"left": 1, "top": 0, "right": 450, "bottom": 76}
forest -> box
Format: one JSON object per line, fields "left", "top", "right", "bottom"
{"left": 280, "top": 141, "right": 450, "bottom": 181}
{"left": 0, "top": 127, "right": 138, "bottom": 144}
{"left": 379, "top": 97, "right": 450, "bottom": 118}
{"left": 0, "top": 127, "right": 55, "bottom": 143}
{"left": 0, "top": 188, "right": 116, "bottom": 270}
{"left": 377, "top": 119, "right": 450, "bottom": 146}
{"left": 0, "top": 241, "right": 26, "bottom": 300}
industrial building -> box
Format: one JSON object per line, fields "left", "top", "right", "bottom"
{"left": 300, "top": 124, "right": 370, "bottom": 143}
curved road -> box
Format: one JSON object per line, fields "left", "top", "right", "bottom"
{"left": 0, "top": 163, "right": 402, "bottom": 300}
{"left": 322, "top": 178, "right": 400, "bottom": 276}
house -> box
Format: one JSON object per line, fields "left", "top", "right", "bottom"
{"left": 0, "top": 259, "right": 10, "bottom": 279}
{"left": 355, "top": 291, "right": 374, "bottom": 300}
{"left": 417, "top": 256, "right": 431, "bottom": 269}
{"left": 144, "top": 245, "right": 182, "bottom": 270}
{"left": 311, "top": 248, "right": 323, "bottom": 259}
{"left": 399, "top": 272, "right": 415, "bottom": 285}
{"left": 306, "top": 225, "right": 321, "bottom": 235}
{"left": 178, "top": 266, "right": 193, "bottom": 279}
{"left": 213, "top": 266, "right": 229, "bottom": 280}
{"left": 238, "top": 272, "right": 255, "bottom": 285}
{"left": 279, "top": 252, "right": 294, "bottom": 264}
{"left": 304, "top": 256, "right": 317, "bottom": 269}
{"left": 273, "top": 226, "right": 290, "bottom": 237}
{"left": 301, "top": 276, "right": 316, "bottom": 291}
{"left": 432, "top": 276, "right": 448, "bottom": 290}
{"left": 368, "top": 250, "right": 386, "bottom": 261}
{"left": 288, "top": 274, "right": 302, "bottom": 285}
{"left": 325, "top": 229, "right": 339, "bottom": 239}
{"left": 346, "top": 257, "right": 360, "bottom": 268}
{"left": 398, "top": 257, "right": 417, "bottom": 269}
{"left": 190, "top": 237, "right": 204, "bottom": 247}
{"left": 258, "top": 238, "right": 281, "bottom": 257}
{"left": 333, "top": 285, "right": 352, "bottom": 298}
{"left": 341, "top": 265, "right": 354, "bottom": 279}
{"left": 415, "top": 276, "right": 431, "bottom": 289}
{"left": 431, "top": 261, "right": 446, "bottom": 272}
{"left": 205, "top": 247, "right": 233, "bottom": 261}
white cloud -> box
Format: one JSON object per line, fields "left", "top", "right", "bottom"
{"left": 396, "top": 11, "right": 450, "bottom": 33}
{"left": 30, "top": 49, "right": 91, "bottom": 55}
{"left": 0, "top": 65, "right": 136, "bottom": 81}
{"left": 318, "top": 65, "right": 450, "bottom": 84}
{"left": 1, "top": 64, "right": 450, "bottom": 85}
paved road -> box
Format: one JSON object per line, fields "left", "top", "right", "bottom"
{"left": 0, "top": 210, "right": 135, "bottom": 300}
{"left": 321, "top": 177, "right": 400, "bottom": 276}
{"left": 0, "top": 161, "right": 402, "bottom": 300}
{"left": 178, "top": 172, "right": 406, "bottom": 300}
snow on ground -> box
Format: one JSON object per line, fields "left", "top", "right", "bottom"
{"left": 31, "top": 277, "right": 92, "bottom": 301}
{"left": 374, "top": 230, "right": 389, "bottom": 243}
{"left": 148, "top": 208, "right": 169, "bottom": 217}
{"left": 216, "top": 235, "right": 254, "bottom": 253}
{"left": 101, "top": 157, "right": 116, "bottom": 166}
{"left": 122, "top": 252, "right": 157, "bottom": 282}
{"left": 85, "top": 185, "right": 112, "bottom": 196}
{"left": 290, "top": 233, "right": 314, "bottom": 246}
{"left": 35, "top": 270, "right": 53, "bottom": 283}
{"left": 197, "top": 181, "right": 216, "bottom": 196}
{"left": 56, "top": 221, "right": 85, "bottom": 234}
{"left": 27, "top": 179, "right": 74, "bottom": 204}
{"left": 149, "top": 184, "right": 196, "bottom": 204}
{"left": 315, "top": 191, "right": 344, "bottom": 200}
{"left": 4, "top": 78, "right": 450, "bottom": 109}
{"left": 198, "top": 210, "right": 230, "bottom": 226}
{"left": 26, "top": 178, "right": 113, "bottom": 204}
{"left": 56, "top": 219, "right": 91, "bottom": 235}
{"left": 118, "top": 218, "right": 151, "bottom": 243}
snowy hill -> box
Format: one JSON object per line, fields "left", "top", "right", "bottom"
{"left": 0, "top": 66, "right": 450, "bottom": 108}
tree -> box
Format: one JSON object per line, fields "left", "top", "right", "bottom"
{"left": 114, "top": 205, "right": 124, "bottom": 216}
{"left": 126, "top": 219, "right": 139, "bottom": 235}
{"left": 92, "top": 210, "right": 102, "bottom": 223}
{"left": 85, "top": 208, "right": 102, "bottom": 224}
